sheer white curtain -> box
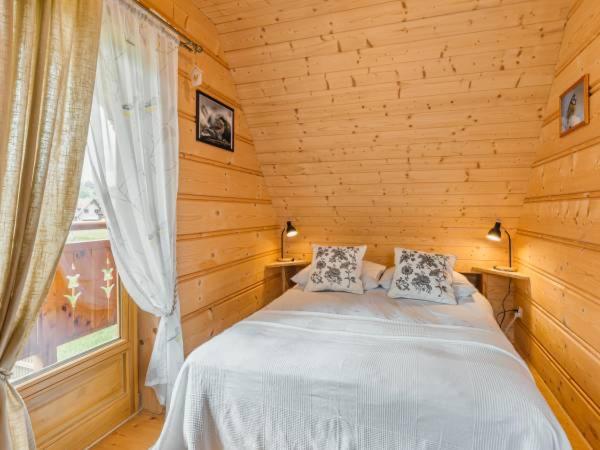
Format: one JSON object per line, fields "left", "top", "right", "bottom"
{"left": 86, "top": 0, "right": 182, "bottom": 406}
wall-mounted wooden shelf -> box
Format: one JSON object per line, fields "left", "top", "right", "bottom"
{"left": 471, "top": 267, "right": 530, "bottom": 281}
{"left": 265, "top": 260, "right": 309, "bottom": 269}
{"left": 266, "top": 260, "right": 309, "bottom": 291}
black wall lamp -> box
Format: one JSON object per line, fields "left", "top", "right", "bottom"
{"left": 486, "top": 221, "right": 516, "bottom": 272}
{"left": 279, "top": 221, "right": 298, "bottom": 262}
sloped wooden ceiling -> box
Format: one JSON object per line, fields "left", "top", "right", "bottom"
{"left": 195, "top": 0, "right": 572, "bottom": 270}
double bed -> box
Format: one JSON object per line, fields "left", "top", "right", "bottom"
{"left": 153, "top": 285, "right": 569, "bottom": 449}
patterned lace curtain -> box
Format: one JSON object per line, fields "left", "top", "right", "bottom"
{"left": 86, "top": 0, "right": 183, "bottom": 407}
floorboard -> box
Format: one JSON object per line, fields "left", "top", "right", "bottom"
{"left": 90, "top": 411, "right": 163, "bottom": 450}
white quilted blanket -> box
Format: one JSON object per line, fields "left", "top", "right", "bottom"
{"left": 152, "top": 288, "right": 570, "bottom": 450}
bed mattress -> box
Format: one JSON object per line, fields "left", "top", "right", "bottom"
{"left": 152, "top": 287, "right": 570, "bottom": 450}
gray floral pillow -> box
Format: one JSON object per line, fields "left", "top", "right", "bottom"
{"left": 305, "top": 245, "right": 367, "bottom": 294}
{"left": 387, "top": 248, "right": 457, "bottom": 304}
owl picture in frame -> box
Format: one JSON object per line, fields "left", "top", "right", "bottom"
{"left": 559, "top": 74, "right": 590, "bottom": 137}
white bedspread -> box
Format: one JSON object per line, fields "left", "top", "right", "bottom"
{"left": 152, "top": 288, "right": 570, "bottom": 450}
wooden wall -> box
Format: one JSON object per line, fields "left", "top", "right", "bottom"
{"left": 514, "top": 0, "right": 600, "bottom": 448}
{"left": 137, "top": 0, "right": 282, "bottom": 411}
{"left": 195, "top": 0, "right": 572, "bottom": 271}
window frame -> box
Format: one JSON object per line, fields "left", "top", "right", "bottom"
{"left": 16, "top": 285, "right": 136, "bottom": 390}
{"left": 14, "top": 219, "right": 120, "bottom": 386}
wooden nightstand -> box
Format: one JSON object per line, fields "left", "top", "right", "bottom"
{"left": 472, "top": 267, "right": 530, "bottom": 341}
{"left": 266, "top": 260, "right": 309, "bottom": 292}
{"left": 471, "top": 266, "right": 529, "bottom": 297}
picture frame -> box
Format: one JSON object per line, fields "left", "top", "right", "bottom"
{"left": 559, "top": 74, "right": 590, "bottom": 137}
{"left": 196, "top": 90, "right": 234, "bottom": 151}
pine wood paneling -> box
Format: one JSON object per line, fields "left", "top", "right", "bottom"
{"left": 526, "top": 142, "right": 600, "bottom": 197}
{"left": 515, "top": 1, "right": 600, "bottom": 447}
{"left": 256, "top": 140, "right": 539, "bottom": 164}
{"left": 178, "top": 253, "right": 280, "bottom": 316}
{"left": 136, "top": 0, "right": 281, "bottom": 413}
{"left": 181, "top": 276, "right": 281, "bottom": 355}
{"left": 29, "top": 355, "right": 126, "bottom": 441}
{"left": 216, "top": 0, "right": 564, "bottom": 52}
{"left": 196, "top": 0, "right": 571, "bottom": 268}
{"left": 177, "top": 200, "right": 277, "bottom": 235}
{"left": 517, "top": 323, "right": 598, "bottom": 449}
{"left": 176, "top": 228, "right": 280, "bottom": 276}
{"left": 519, "top": 198, "right": 600, "bottom": 243}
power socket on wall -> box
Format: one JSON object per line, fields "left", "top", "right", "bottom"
{"left": 503, "top": 306, "right": 523, "bottom": 338}
{"left": 515, "top": 306, "right": 523, "bottom": 319}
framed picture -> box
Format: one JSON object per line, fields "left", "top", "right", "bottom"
{"left": 196, "top": 90, "right": 234, "bottom": 151}
{"left": 559, "top": 74, "right": 589, "bottom": 137}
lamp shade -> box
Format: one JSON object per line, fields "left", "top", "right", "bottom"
{"left": 486, "top": 220, "right": 516, "bottom": 272}
{"left": 486, "top": 221, "right": 502, "bottom": 242}
{"left": 280, "top": 221, "right": 298, "bottom": 261}
{"left": 285, "top": 221, "right": 298, "bottom": 237}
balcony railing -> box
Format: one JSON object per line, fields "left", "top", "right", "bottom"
{"left": 15, "top": 222, "right": 118, "bottom": 380}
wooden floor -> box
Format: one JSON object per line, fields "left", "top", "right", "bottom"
{"left": 528, "top": 365, "right": 590, "bottom": 450}
{"left": 90, "top": 412, "right": 163, "bottom": 450}
{"left": 92, "top": 368, "right": 589, "bottom": 450}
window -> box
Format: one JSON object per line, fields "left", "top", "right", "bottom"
{"left": 12, "top": 155, "right": 119, "bottom": 382}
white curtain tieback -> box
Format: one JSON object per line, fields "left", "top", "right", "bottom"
{"left": 162, "top": 299, "right": 177, "bottom": 318}
{"left": 0, "top": 369, "right": 13, "bottom": 381}
{"left": 161, "top": 287, "right": 179, "bottom": 318}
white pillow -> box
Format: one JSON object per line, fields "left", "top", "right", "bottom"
{"left": 378, "top": 266, "right": 395, "bottom": 290}
{"left": 304, "top": 245, "right": 367, "bottom": 294}
{"left": 452, "top": 271, "right": 477, "bottom": 299}
{"left": 362, "top": 260, "right": 386, "bottom": 290}
{"left": 387, "top": 248, "right": 457, "bottom": 304}
{"left": 290, "top": 266, "right": 310, "bottom": 286}
{"left": 293, "top": 259, "right": 385, "bottom": 290}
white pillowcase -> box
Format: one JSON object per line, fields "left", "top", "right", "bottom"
{"left": 305, "top": 245, "right": 367, "bottom": 294}
{"left": 452, "top": 271, "right": 478, "bottom": 299}
{"left": 378, "top": 266, "right": 395, "bottom": 290}
{"left": 361, "top": 260, "right": 386, "bottom": 290}
{"left": 387, "top": 248, "right": 457, "bottom": 304}
{"left": 292, "top": 259, "right": 384, "bottom": 291}
{"left": 380, "top": 267, "right": 477, "bottom": 300}
{"left": 290, "top": 266, "right": 310, "bottom": 286}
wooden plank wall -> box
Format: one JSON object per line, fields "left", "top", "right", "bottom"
{"left": 514, "top": 0, "right": 600, "bottom": 447}
{"left": 137, "top": 0, "right": 282, "bottom": 412}
{"left": 195, "top": 0, "right": 572, "bottom": 272}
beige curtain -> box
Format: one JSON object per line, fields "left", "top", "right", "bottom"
{"left": 0, "top": 0, "right": 102, "bottom": 448}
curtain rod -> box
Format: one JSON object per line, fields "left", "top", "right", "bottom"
{"left": 132, "top": 0, "right": 204, "bottom": 54}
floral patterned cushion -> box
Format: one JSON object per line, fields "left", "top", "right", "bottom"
{"left": 305, "top": 245, "right": 367, "bottom": 294}
{"left": 387, "top": 248, "right": 457, "bottom": 304}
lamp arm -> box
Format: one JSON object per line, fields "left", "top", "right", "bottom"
{"left": 280, "top": 227, "right": 285, "bottom": 259}
{"left": 503, "top": 229, "right": 512, "bottom": 267}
